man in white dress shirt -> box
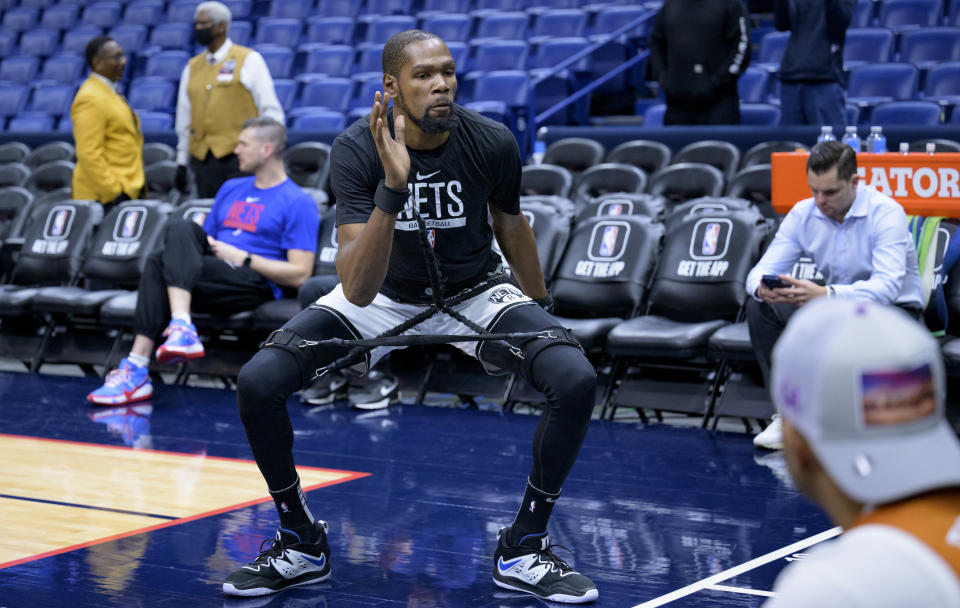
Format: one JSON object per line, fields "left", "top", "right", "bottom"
{"left": 174, "top": 0, "right": 285, "bottom": 197}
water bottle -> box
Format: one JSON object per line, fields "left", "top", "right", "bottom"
{"left": 532, "top": 127, "right": 547, "bottom": 164}
{"left": 817, "top": 125, "right": 836, "bottom": 143}
{"left": 900, "top": 142, "right": 910, "bottom": 154}
{"left": 866, "top": 126, "right": 887, "bottom": 153}
{"left": 841, "top": 126, "right": 860, "bottom": 152}
{"left": 926, "top": 142, "right": 936, "bottom": 155}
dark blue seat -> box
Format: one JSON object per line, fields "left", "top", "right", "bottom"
{"left": 149, "top": 22, "right": 193, "bottom": 49}
{"left": 353, "top": 44, "right": 384, "bottom": 79}
{"left": 924, "top": 61, "right": 960, "bottom": 103}
{"left": 28, "top": 84, "right": 75, "bottom": 117}
{"left": 851, "top": 0, "right": 874, "bottom": 27}
{"left": 273, "top": 79, "right": 297, "bottom": 110}
{"left": 364, "top": 0, "right": 414, "bottom": 15}
{"left": 222, "top": 0, "right": 252, "bottom": 18}
{"left": 18, "top": 29, "right": 60, "bottom": 57}
{"left": 40, "top": 4, "right": 80, "bottom": 30}
{"left": 737, "top": 66, "right": 770, "bottom": 103}
{"left": 301, "top": 44, "right": 355, "bottom": 77}
{"left": 137, "top": 111, "right": 173, "bottom": 131}
{"left": 305, "top": 17, "right": 356, "bottom": 44}
{"left": 474, "top": 0, "right": 526, "bottom": 11}
{"left": 2, "top": 7, "right": 39, "bottom": 32}
{"left": 254, "top": 45, "right": 295, "bottom": 79}
{"left": 531, "top": 9, "right": 587, "bottom": 42}
{"left": 123, "top": 0, "right": 165, "bottom": 26}
{"left": 350, "top": 78, "right": 383, "bottom": 112}
{"left": 316, "top": 0, "right": 362, "bottom": 18}
{"left": 757, "top": 30, "right": 789, "bottom": 70}
{"left": 880, "top": 0, "right": 941, "bottom": 33}
{"left": 846, "top": 62, "right": 919, "bottom": 107}
{"left": 0, "top": 31, "right": 15, "bottom": 57}
{"left": 291, "top": 109, "right": 346, "bottom": 131}
{"left": 0, "top": 56, "right": 41, "bottom": 85}
{"left": 231, "top": 21, "right": 253, "bottom": 46}
{"left": 419, "top": 14, "right": 472, "bottom": 42}
{"left": 900, "top": 27, "right": 960, "bottom": 70}
{"left": 467, "top": 69, "right": 530, "bottom": 131}
{"left": 365, "top": 16, "right": 417, "bottom": 44}
{"left": 475, "top": 12, "right": 529, "bottom": 40}
{"left": 82, "top": 2, "right": 123, "bottom": 28}
{"left": 41, "top": 55, "right": 85, "bottom": 84}
{"left": 144, "top": 50, "right": 190, "bottom": 80}
{"left": 109, "top": 24, "right": 148, "bottom": 56}
{"left": 166, "top": 0, "right": 200, "bottom": 22}
{"left": 843, "top": 28, "right": 895, "bottom": 67}
{"left": 420, "top": 0, "right": 471, "bottom": 12}
{"left": 739, "top": 103, "right": 782, "bottom": 125}
{"left": 0, "top": 85, "right": 29, "bottom": 119}
{"left": 471, "top": 39, "right": 530, "bottom": 72}
{"left": 871, "top": 100, "right": 943, "bottom": 124}
{"left": 269, "top": 0, "right": 313, "bottom": 18}
{"left": 62, "top": 26, "right": 104, "bottom": 55}
{"left": 255, "top": 18, "right": 302, "bottom": 47}
{"left": 643, "top": 103, "right": 666, "bottom": 127}
{"left": 57, "top": 116, "right": 73, "bottom": 132}
{"left": 592, "top": 5, "right": 652, "bottom": 40}
{"left": 7, "top": 112, "right": 56, "bottom": 132}
{"left": 128, "top": 77, "right": 176, "bottom": 111}
{"left": 298, "top": 78, "right": 354, "bottom": 112}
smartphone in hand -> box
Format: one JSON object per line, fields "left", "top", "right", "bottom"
{"left": 762, "top": 274, "right": 788, "bottom": 289}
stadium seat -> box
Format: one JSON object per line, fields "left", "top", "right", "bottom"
{"left": 513, "top": 199, "right": 571, "bottom": 281}
{"left": 672, "top": 140, "right": 741, "bottom": 183}
{"left": 25, "top": 141, "right": 75, "bottom": 167}
{"left": 740, "top": 140, "right": 807, "bottom": 168}
{"left": 575, "top": 193, "right": 666, "bottom": 224}
{"left": 316, "top": 0, "right": 363, "bottom": 18}
{"left": 149, "top": 22, "right": 193, "bottom": 49}
{"left": 7, "top": 113, "right": 56, "bottom": 133}
{"left": 531, "top": 9, "right": 587, "bottom": 42}
{"left": 256, "top": 18, "right": 302, "bottom": 47}
{"left": 24, "top": 160, "right": 73, "bottom": 193}
{"left": 475, "top": 0, "right": 527, "bottom": 10}
{"left": 166, "top": 0, "right": 201, "bottom": 22}
{"left": 364, "top": 0, "right": 415, "bottom": 16}
{"left": 304, "top": 17, "right": 356, "bottom": 45}
{"left": 272, "top": 79, "right": 297, "bottom": 111}
{"left": 82, "top": 2, "right": 123, "bottom": 28}
{"left": 222, "top": 0, "right": 252, "bottom": 18}
{"left": 419, "top": 14, "right": 472, "bottom": 42}
{"left": 109, "top": 25, "right": 148, "bottom": 56}
{"left": 123, "top": 0, "right": 165, "bottom": 26}
{"left": 909, "top": 138, "right": 960, "bottom": 152}
{"left": 230, "top": 21, "right": 252, "bottom": 46}
{"left": 349, "top": 78, "right": 385, "bottom": 113}
{"left": 62, "top": 26, "right": 105, "bottom": 55}
{"left": 28, "top": 84, "right": 75, "bottom": 118}
{"left": 40, "top": 4, "right": 80, "bottom": 30}
{"left": 421, "top": 0, "right": 471, "bottom": 12}
{"left": 143, "top": 142, "right": 175, "bottom": 165}
{"left": 739, "top": 103, "right": 782, "bottom": 126}
{"left": 144, "top": 161, "right": 179, "bottom": 201}
{"left": 879, "top": 0, "right": 941, "bottom": 33}
{"left": 725, "top": 165, "right": 774, "bottom": 216}
{"left": 291, "top": 109, "right": 346, "bottom": 131}
{"left": 531, "top": 36, "right": 590, "bottom": 72}
{"left": 900, "top": 28, "right": 960, "bottom": 70}
{"left": 475, "top": 12, "right": 529, "bottom": 40}
{"left": 606, "top": 140, "right": 671, "bottom": 175}
{"left": 642, "top": 103, "right": 666, "bottom": 126}
{"left": 843, "top": 28, "right": 895, "bottom": 67}
{"left": 737, "top": 67, "right": 770, "bottom": 103}
{"left": 302, "top": 44, "right": 355, "bottom": 77}
{"left": 542, "top": 137, "right": 605, "bottom": 174}
{"left": 592, "top": 5, "right": 653, "bottom": 40}
{"left": 365, "top": 16, "right": 417, "bottom": 44}
{"left": 0, "top": 163, "right": 30, "bottom": 188}
{"left": 470, "top": 39, "right": 530, "bottom": 72}
{"left": 137, "top": 111, "right": 174, "bottom": 132}
{"left": 0, "top": 31, "right": 15, "bottom": 58}
{"left": 871, "top": 100, "right": 943, "bottom": 124}
{"left": 144, "top": 51, "right": 190, "bottom": 80}
{"left": 39, "top": 55, "right": 85, "bottom": 85}
{"left": 353, "top": 44, "right": 385, "bottom": 80}
{"left": 254, "top": 46, "right": 294, "bottom": 79}
{"left": 756, "top": 31, "right": 789, "bottom": 71}
{"left": 468, "top": 70, "right": 530, "bottom": 132}
{"left": 298, "top": 78, "right": 354, "bottom": 112}
{"left": 648, "top": 163, "right": 725, "bottom": 207}
{"left": 0, "top": 56, "right": 41, "bottom": 85}
{"left": 0, "top": 142, "right": 30, "bottom": 164}
{"left": 0, "top": 186, "right": 33, "bottom": 256}
{"left": 520, "top": 164, "right": 574, "bottom": 198}
{"left": 128, "top": 78, "right": 176, "bottom": 112}
{"left": 269, "top": 0, "right": 313, "bottom": 18}
{"left": 571, "top": 163, "right": 648, "bottom": 207}
{"left": 283, "top": 142, "right": 332, "bottom": 189}
{"left": 18, "top": 29, "right": 60, "bottom": 57}
{"left": 846, "top": 62, "right": 919, "bottom": 108}
{"left": 0, "top": 85, "right": 29, "bottom": 119}
{"left": 923, "top": 61, "right": 960, "bottom": 105}
{"left": 2, "top": 7, "right": 39, "bottom": 32}
{"left": 851, "top": 0, "right": 874, "bottom": 27}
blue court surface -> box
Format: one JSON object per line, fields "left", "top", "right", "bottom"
{"left": 0, "top": 370, "right": 833, "bottom": 608}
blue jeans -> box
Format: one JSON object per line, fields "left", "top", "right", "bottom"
{"left": 779, "top": 81, "right": 846, "bottom": 127}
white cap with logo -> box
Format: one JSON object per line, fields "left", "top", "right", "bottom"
{"left": 771, "top": 298, "right": 960, "bottom": 504}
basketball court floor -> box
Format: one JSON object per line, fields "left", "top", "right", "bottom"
{"left": 0, "top": 369, "right": 833, "bottom": 607}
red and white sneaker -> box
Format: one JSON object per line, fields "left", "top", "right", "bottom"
{"left": 155, "top": 319, "right": 204, "bottom": 364}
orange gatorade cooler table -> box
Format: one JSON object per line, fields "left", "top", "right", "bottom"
{"left": 771, "top": 151, "right": 960, "bottom": 216}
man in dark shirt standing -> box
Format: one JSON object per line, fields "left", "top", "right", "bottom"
{"left": 223, "top": 31, "right": 599, "bottom": 604}
{"left": 650, "top": 0, "right": 751, "bottom": 125}
{"left": 775, "top": 0, "right": 855, "bottom": 126}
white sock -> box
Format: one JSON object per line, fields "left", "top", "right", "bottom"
{"left": 127, "top": 353, "right": 149, "bottom": 368}
{"left": 172, "top": 312, "right": 192, "bottom": 325}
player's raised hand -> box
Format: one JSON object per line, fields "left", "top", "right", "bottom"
{"left": 370, "top": 91, "right": 409, "bottom": 190}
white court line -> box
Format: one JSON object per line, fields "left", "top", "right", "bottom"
{"left": 707, "top": 584, "right": 777, "bottom": 598}
{"left": 632, "top": 526, "right": 842, "bottom": 608}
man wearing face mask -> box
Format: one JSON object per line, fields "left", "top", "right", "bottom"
{"left": 174, "top": 0, "right": 285, "bottom": 198}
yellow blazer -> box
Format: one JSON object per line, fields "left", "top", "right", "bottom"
{"left": 71, "top": 75, "right": 145, "bottom": 203}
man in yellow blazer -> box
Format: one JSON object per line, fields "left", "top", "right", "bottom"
{"left": 71, "top": 36, "right": 145, "bottom": 206}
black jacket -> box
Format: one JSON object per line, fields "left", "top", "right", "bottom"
{"left": 775, "top": 0, "right": 855, "bottom": 83}
{"left": 650, "top": 0, "right": 751, "bottom": 109}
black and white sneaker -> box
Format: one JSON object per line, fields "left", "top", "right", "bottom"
{"left": 223, "top": 521, "right": 331, "bottom": 597}
{"left": 349, "top": 370, "right": 399, "bottom": 410}
{"left": 300, "top": 373, "right": 348, "bottom": 405}
{"left": 493, "top": 527, "right": 598, "bottom": 604}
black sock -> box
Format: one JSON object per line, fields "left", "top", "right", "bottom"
{"left": 509, "top": 480, "right": 560, "bottom": 545}
{"left": 269, "top": 478, "right": 318, "bottom": 542}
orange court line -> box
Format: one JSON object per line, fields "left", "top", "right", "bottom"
{"left": 0, "top": 433, "right": 370, "bottom": 570}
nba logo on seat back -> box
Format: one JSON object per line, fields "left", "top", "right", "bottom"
{"left": 587, "top": 221, "right": 630, "bottom": 261}
{"left": 115, "top": 208, "right": 145, "bottom": 241}
{"left": 45, "top": 206, "right": 74, "bottom": 240}
{"left": 690, "top": 218, "right": 731, "bottom": 260}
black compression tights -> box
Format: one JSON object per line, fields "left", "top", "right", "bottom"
{"left": 236, "top": 303, "right": 597, "bottom": 495}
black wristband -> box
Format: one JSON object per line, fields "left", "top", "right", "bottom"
{"left": 534, "top": 293, "right": 555, "bottom": 314}
{"left": 374, "top": 180, "right": 409, "bottom": 215}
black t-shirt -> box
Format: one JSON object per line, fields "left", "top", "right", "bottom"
{"left": 330, "top": 105, "right": 522, "bottom": 302}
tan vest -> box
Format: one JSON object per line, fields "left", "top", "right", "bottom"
{"left": 852, "top": 488, "right": 960, "bottom": 580}
{"left": 186, "top": 45, "right": 258, "bottom": 160}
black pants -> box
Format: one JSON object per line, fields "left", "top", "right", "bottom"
{"left": 236, "top": 301, "right": 597, "bottom": 495}
{"left": 664, "top": 92, "right": 740, "bottom": 125}
{"left": 134, "top": 219, "right": 274, "bottom": 342}
{"left": 190, "top": 151, "right": 245, "bottom": 198}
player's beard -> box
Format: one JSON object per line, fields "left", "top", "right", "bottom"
{"left": 396, "top": 89, "right": 458, "bottom": 134}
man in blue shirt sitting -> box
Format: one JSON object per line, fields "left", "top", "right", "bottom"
{"left": 745, "top": 140, "right": 924, "bottom": 449}
{"left": 88, "top": 117, "right": 319, "bottom": 405}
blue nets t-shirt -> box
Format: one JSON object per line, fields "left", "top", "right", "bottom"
{"left": 204, "top": 176, "right": 319, "bottom": 297}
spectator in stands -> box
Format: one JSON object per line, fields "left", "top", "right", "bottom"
{"left": 762, "top": 298, "right": 960, "bottom": 607}
{"left": 745, "top": 141, "right": 924, "bottom": 449}
{"left": 71, "top": 36, "right": 145, "bottom": 207}
{"left": 174, "top": 1, "right": 284, "bottom": 198}
{"left": 774, "top": 0, "right": 855, "bottom": 126}
{"left": 87, "top": 118, "right": 318, "bottom": 405}
{"left": 222, "top": 30, "right": 598, "bottom": 603}
{"left": 649, "top": 0, "right": 751, "bottom": 125}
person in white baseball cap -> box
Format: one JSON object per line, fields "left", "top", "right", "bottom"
{"left": 762, "top": 298, "right": 960, "bottom": 607}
